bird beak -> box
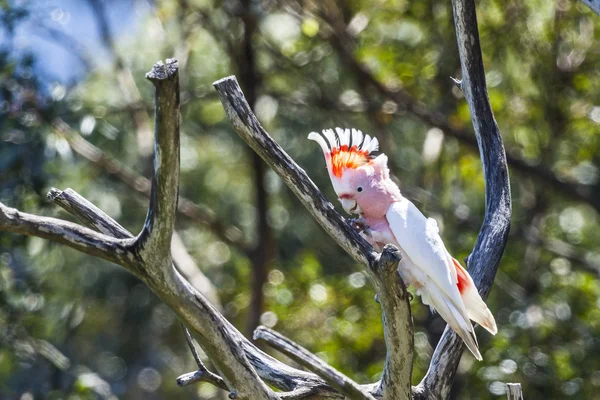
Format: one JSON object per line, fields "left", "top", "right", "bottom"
{"left": 339, "top": 198, "right": 361, "bottom": 215}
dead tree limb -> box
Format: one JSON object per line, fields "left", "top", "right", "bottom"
{"left": 255, "top": 326, "right": 376, "bottom": 400}
{"left": 53, "top": 118, "right": 248, "bottom": 251}
{"left": 506, "top": 383, "right": 524, "bottom": 400}
{"left": 214, "top": 76, "right": 414, "bottom": 398}
{"left": 1, "top": 59, "right": 276, "bottom": 400}
{"left": 1, "top": 58, "right": 386, "bottom": 399}
{"left": 48, "top": 187, "right": 221, "bottom": 308}
{"left": 177, "top": 325, "right": 228, "bottom": 389}
{"left": 414, "top": 1, "right": 512, "bottom": 398}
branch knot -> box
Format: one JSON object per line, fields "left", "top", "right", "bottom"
{"left": 376, "top": 244, "right": 402, "bottom": 275}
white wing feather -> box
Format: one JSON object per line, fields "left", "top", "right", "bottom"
{"left": 386, "top": 199, "right": 464, "bottom": 310}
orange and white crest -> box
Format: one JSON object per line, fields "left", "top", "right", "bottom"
{"left": 308, "top": 128, "right": 379, "bottom": 176}
{"left": 308, "top": 127, "right": 379, "bottom": 194}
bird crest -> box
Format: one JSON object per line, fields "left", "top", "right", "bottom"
{"left": 308, "top": 128, "right": 379, "bottom": 178}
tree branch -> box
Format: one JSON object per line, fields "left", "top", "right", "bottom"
{"left": 53, "top": 118, "right": 248, "bottom": 251}
{"left": 48, "top": 187, "right": 221, "bottom": 308}
{"left": 177, "top": 324, "right": 228, "bottom": 389}
{"left": 254, "top": 326, "right": 376, "bottom": 400}
{"left": 506, "top": 383, "right": 524, "bottom": 400}
{"left": 415, "top": 1, "right": 512, "bottom": 398}
{"left": 134, "top": 59, "right": 181, "bottom": 267}
{"left": 214, "top": 76, "right": 414, "bottom": 398}
{"left": 48, "top": 188, "right": 130, "bottom": 238}
{"left": 0, "top": 202, "right": 132, "bottom": 267}
{"left": 213, "top": 76, "right": 376, "bottom": 267}
{"left": 371, "top": 245, "right": 413, "bottom": 400}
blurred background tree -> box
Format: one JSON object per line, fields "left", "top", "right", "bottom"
{"left": 1, "top": 0, "right": 599, "bottom": 398}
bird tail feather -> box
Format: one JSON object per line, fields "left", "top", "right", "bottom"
{"left": 423, "top": 284, "right": 482, "bottom": 361}
{"left": 452, "top": 258, "right": 498, "bottom": 335}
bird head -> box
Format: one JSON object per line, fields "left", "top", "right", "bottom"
{"left": 308, "top": 128, "right": 391, "bottom": 216}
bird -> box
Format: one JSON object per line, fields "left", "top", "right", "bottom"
{"left": 308, "top": 127, "right": 497, "bottom": 360}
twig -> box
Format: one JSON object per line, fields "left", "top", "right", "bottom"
{"left": 48, "top": 188, "right": 130, "bottom": 238}
{"left": 415, "top": 0, "right": 512, "bottom": 398}
{"left": 177, "top": 325, "right": 228, "bottom": 389}
{"left": 254, "top": 327, "right": 376, "bottom": 400}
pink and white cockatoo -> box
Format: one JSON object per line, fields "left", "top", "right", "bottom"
{"left": 308, "top": 127, "right": 497, "bottom": 360}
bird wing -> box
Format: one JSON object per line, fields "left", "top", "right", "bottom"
{"left": 386, "top": 198, "right": 465, "bottom": 311}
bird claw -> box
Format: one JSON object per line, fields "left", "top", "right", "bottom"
{"left": 349, "top": 217, "right": 371, "bottom": 237}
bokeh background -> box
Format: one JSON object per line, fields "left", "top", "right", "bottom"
{"left": 1, "top": 0, "right": 600, "bottom": 399}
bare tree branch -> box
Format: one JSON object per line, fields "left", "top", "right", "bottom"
{"left": 506, "top": 383, "right": 524, "bottom": 400}
{"left": 53, "top": 118, "right": 248, "bottom": 251}
{"left": 0, "top": 202, "right": 132, "bottom": 267}
{"left": 415, "top": 1, "right": 512, "bottom": 398}
{"left": 213, "top": 76, "right": 414, "bottom": 398}
{"left": 254, "top": 326, "right": 376, "bottom": 400}
{"left": 371, "top": 245, "right": 412, "bottom": 400}
{"left": 134, "top": 59, "right": 181, "bottom": 267}
{"left": 48, "top": 188, "right": 130, "bottom": 238}
{"left": 177, "top": 325, "right": 228, "bottom": 389}
{"left": 213, "top": 76, "right": 376, "bottom": 267}
{"left": 48, "top": 187, "right": 222, "bottom": 308}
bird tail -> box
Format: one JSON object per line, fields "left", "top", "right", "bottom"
{"left": 422, "top": 283, "right": 482, "bottom": 361}
{"left": 452, "top": 258, "right": 498, "bottom": 335}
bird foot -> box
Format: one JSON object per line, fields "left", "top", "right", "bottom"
{"left": 349, "top": 217, "right": 372, "bottom": 237}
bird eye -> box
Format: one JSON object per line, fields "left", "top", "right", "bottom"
{"left": 357, "top": 187, "right": 363, "bottom": 192}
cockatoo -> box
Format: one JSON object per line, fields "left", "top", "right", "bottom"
{"left": 308, "top": 127, "right": 497, "bottom": 360}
